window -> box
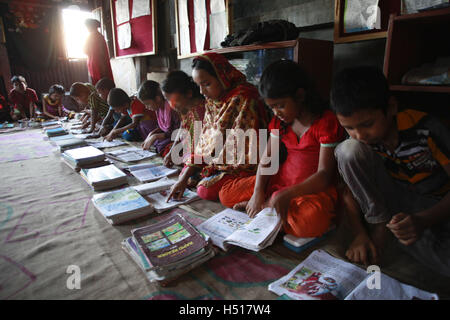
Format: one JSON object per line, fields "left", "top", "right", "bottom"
{"left": 62, "top": 6, "right": 93, "bottom": 59}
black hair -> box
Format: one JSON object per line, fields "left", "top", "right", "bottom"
{"left": 161, "top": 71, "right": 203, "bottom": 99}
{"left": 137, "top": 80, "right": 163, "bottom": 101}
{"left": 95, "top": 78, "right": 116, "bottom": 91}
{"left": 191, "top": 58, "right": 217, "bottom": 78}
{"left": 49, "top": 84, "right": 65, "bottom": 95}
{"left": 108, "top": 88, "right": 131, "bottom": 109}
{"left": 11, "top": 75, "right": 26, "bottom": 85}
{"left": 70, "top": 82, "right": 90, "bottom": 97}
{"left": 330, "top": 66, "right": 389, "bottom": 117}
{"left": 259, "top": 59, "right": 327, "bottom": 116}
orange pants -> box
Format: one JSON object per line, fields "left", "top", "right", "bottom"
{"left": 219, "top": 175, "right": 337, "bottom": 238}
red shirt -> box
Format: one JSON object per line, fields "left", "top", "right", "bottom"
{"left": 9, "top": 88, "right": 38, "bottom": 111}
{"left": 126, "top": 97, "right": 156, "bottom": 121}
{"left": 267, "top": 110, "right": 344, "bottom": 193}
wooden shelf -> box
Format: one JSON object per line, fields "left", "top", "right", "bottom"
{"left": 390, "top": 85, "right": 450, "bottom": 93}
{"left": 333, "top": 0, "right": 401, "bottom": 44}
{"left": 177, "top": 40, "right": 298, "bottom": 59}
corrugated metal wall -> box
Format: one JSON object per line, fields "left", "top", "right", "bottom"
{"left": 10, "top": 58, "right": 89, "bottom": 99}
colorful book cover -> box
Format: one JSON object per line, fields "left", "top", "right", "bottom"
{"left": 92, "top": 187, "right": 150, "bottom": 217}
{"left": 131, "top": 214, "right": 207, "bottom": 268}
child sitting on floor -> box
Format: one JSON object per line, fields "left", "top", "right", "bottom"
{"left": 69, "top": 82, "right": 109, "bottom": 133}
{"left": 93, "top": 78, "right": 132, "bottom": 137}
{"left": 330, "top": 66, "right": 450, "bottom": 277}
{"left": 105, "top": 88, "right": 157, "bottom": 142}
{"left": 160, "top": 71, "right": 206, "bottom": 189}
{"left": 137, "top": 80, "right": 180, "bottom": 156}
{"left": 42, "top": 84, "right": 65, "bottom": 119}
{"left": 9, "top": 75, "right": 39, "bottom": 120}
{"left": 219, "top": 60, "right": 345, "bottom": 238}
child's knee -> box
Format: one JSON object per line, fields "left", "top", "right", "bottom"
{"left": 335, "top": 139, "right": 372, "bottom": 166}
{"left": 286, "top": 196, "right": 334, "bottom": 238}
{"left": 197, "top": 185, "right": 219, "bottom": 201}
{"left": 218, "top": 188, "right": 237, "bottom": 208}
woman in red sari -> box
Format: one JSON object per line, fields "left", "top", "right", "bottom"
{"left": 83, "top": 19, "right": 114, "bottom": 85}
{"left": 167, "top": 52, "right": 268, "bottom": 202}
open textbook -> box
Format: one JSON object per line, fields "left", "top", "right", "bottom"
{"left": 87, "top": 139, "right": 128, "bottom": 149}
{"left": 197, "top": 208, "right": 282, "bottom": 252}
{"left": 127, "top": 163, "right": 179, "bottom": 183}
{"left": 269, "top": 250, "right": 439, "bottom": 300}
{"left": 146, "top": 188, "right": 200, "bottom": 213}
{"left": 106, "top": 146, "right": 157, "bottom": 163}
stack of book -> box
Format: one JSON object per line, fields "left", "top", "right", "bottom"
{"left": 44, "top": 126, "right": 67, "bottom": 137}
{"left": 106, "top": 146, "right": 156, "bottom": 163}
{"left": 80, "top": 164, "right": 128, "bottom": 191}
{"left": 53, "top": 137, "right": 87, "bottom": 152}
{"left": 61, "top": 146, "right": 109, "bottom": 172}
{"left": 127, "top": 163, "right": 179, "bottom": 183}
{"left": 92, "top": 187, "right": 155, "bottom": 224}
{"left": 122, "top": 213, "right": 215, "bottom": 285}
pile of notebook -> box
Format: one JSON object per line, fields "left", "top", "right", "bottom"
{"left": 106, "top": 146, "right": 157, "bottom": 163}
{"left": 121, "top": 213, "right": 215, "bottom": 285}
{"left": 44, "top": 125, "right": 67, "bottom": 137}
{"left": 61, "top": 145, "right": 111, "bottom": 172}
{"left": 80, "top": 164, "right": 128, "bottom": 191}
{"left": 126, "top": 163, "right": 179, "bottom": 183}
{"left": 92, "top": 187, "right": 155, "bottom": 224}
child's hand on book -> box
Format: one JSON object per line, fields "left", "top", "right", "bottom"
{"left": 166, "top": 180, "right": 188, "bottom": 203}
{"left": 246, "top": 192, "right": 265, "bottom": 218}
{"left": 267, "top": 190, "right": 292, "bottom": 221}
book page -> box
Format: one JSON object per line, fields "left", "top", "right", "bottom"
{"left": 85, "top": 165, "right": 126, "bottom": 183}
{"left": 88, "top": 140, "right": 127, "bottom": 149}
{"left": 146, "top": 189, "right": 199, "bottom": 212}
{"left": 92, "top": 187, "right": 150, "bottom": 217}
{"left": 268, "top": 250, "right": 368, "bottom": 300}
{"left": 345, "top": 272, "right": 439, "bottom": 300}
{"left": 225, "top": 207, "right": 281, "bottom": 251}
{"left": 132, "top": 177, "right": 175, "bottom": 195}
{"left": 196, "top": 209, "right": 250, "bottom": 250}
{"left": 131, "top": 166, "right": 179, "bottom": 182}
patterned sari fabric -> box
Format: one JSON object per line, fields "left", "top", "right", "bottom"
{"left": 179, "top": 101, "right": 206, "bottom": 163}
{"left": 192, "top": 53, "right": 268, "bottom": 188}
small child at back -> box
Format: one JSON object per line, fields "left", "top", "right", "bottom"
{"left": 9, "top": 75, "right": 39, "bottom": 120}
{"left": 42, "top": 84, "right": 65, "bottom": 119}
{"left": 330, "top": 66, "right": 450, "bottom": 277}
{"left": 105, "top": 88, "right": 157, "bottom": 142}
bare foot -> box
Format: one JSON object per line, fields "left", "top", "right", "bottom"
{"left": 368, "top": 222, "right": 391, "bottom": 264}
{"left": 233, "top": 201, "right": 248, "bottom": 212}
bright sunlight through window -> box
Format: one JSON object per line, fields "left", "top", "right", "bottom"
{"left": 62, "top": 7, "right": 93, "bottom": 59}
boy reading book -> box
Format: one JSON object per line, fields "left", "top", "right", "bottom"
{"left": 330, "top": 66, "right": 450, "bottom": 277}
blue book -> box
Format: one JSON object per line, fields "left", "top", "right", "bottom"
{"left": 283, "top": 228, "right": 335, "bottom": 253}
{"left": 46, "top": 127, "right": 67, "bottom": 137}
